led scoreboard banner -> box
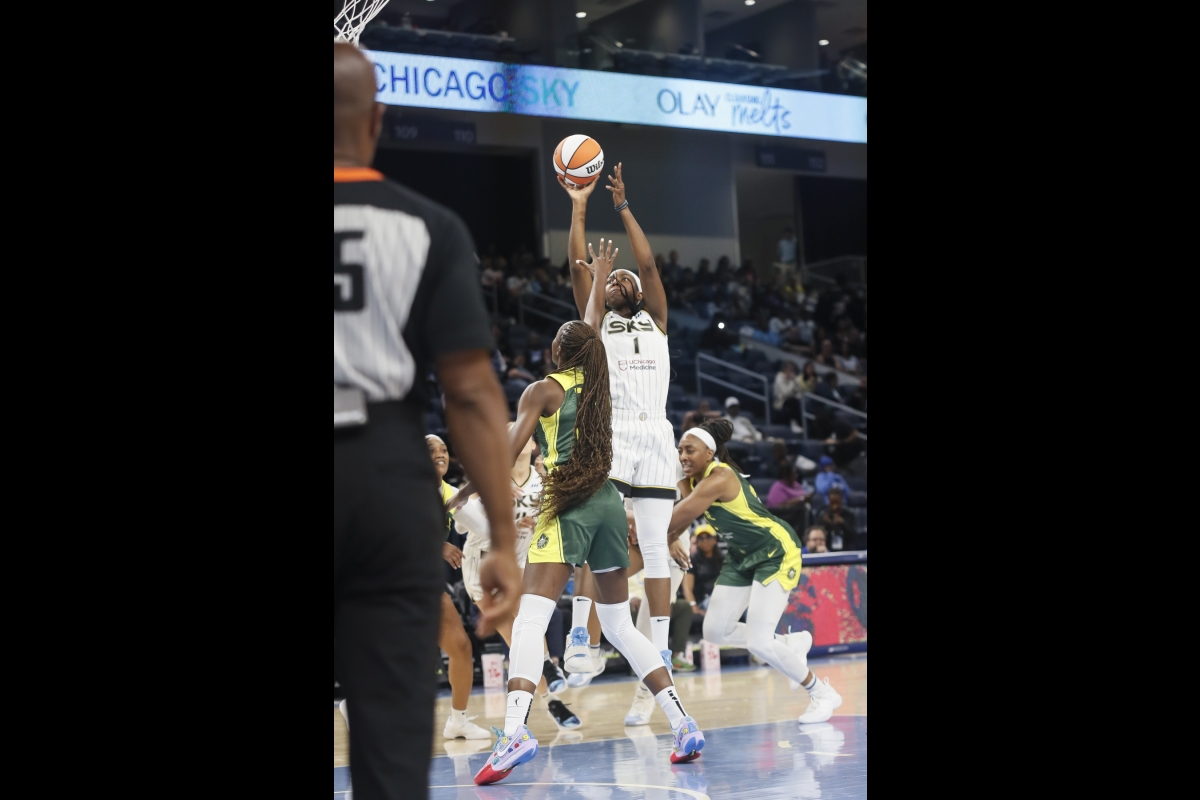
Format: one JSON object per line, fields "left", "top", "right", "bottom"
{"left": 366, "top": 50, "right": 868, "bottom": 145}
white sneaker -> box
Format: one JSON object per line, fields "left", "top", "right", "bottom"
{"left": 624, "top": 683, "right": 656, "bottom": 726}
{"left": 564, "top": 627, "right": 593, "bottom": 674}
{"left": 784, "top": 630, "right": 813, "bottom": 690}
{"left": 790, "top": 419, "right": 803, "bottom": 434}
{"left": 338, "top": 698, "right": 349, "bottom": 730}
{"left": 566, "top": 649, "right": 606, "bottom": 688}
{"left": 566, "top": 649, "right": 605, "bottom": 688}
{"left": 443, "top": 712, "right": 491, "bottom": 740}
{"left": 797, "top": 677, "right": 842, "bottom": 724}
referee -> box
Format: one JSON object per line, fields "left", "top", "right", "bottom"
{"left": 334, "top": 43, "right": 522, "bottom": 800}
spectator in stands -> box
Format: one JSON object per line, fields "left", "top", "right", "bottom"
{"left": 525, "top": 332, "right": 546, "bottom": 375}
{"left": 664, "top": 250, "right": 685, "bottom": 283}
{"left": 826, "top": 416, "right": 866, "bottom": 476}
{"left": 767, "top": 463, "right": 811, "bottom": 508}
{"left": 505, "top": 265, "right": 530, "bottom": 302}
{"left": 669, "top": 524, "right": 722, "bottom": 671}
{"left": 847, "top": 376, "right": 868, "bottom": 413}
{"left": 835, "top": 340, "right": 862, "bottom": 376}
{"left": 803, "top": 526, "right": 829, "bottom": 554}
{"left": 724, "top": 397, "right": 763, "bottom": 442}
{"left": 813, "top": 371, "right": 845, "bottom": 405}
{"left": 775, "top": 226, "right": 798, "bottom": 283}
{"left": 815, "top": 338, "right": 837, "bottom": 368}
{"left": 682, "top": 399, "right": 722, "bottom": 431}
{"left": 773, "top": 360, "right": 807, "bottom": 433}
{"left": 816, "top": 488, "right": 857, "bottom": 551}
{"left": 480, "top": 257, "right": 504, "bottom": 289}
{"left": 504, "top": 352, "right": 537, "bottom": 387}
{"left": 814, "top": 456, "right": 850, "bottom": 503}
{"left": 800, "top": 361, "right": 819, "bottom": 393}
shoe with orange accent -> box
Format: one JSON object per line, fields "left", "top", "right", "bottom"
{"left": 473, "top": 725, "right": 539, "bottom": 786}
{"left": 669, "top": 716, "right": 705, "bottom": 764}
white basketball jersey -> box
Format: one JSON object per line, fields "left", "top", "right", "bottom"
{"left": 601, "top": 310, "right": 671, "bottom": 415}
{"left": 460, "top": 470, "right": 543, "bottom": 557}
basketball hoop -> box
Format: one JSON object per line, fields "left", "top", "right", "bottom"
{"left": 333, "top": 0, "right": 391, "bottom": 46}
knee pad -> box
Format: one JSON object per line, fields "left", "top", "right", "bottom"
{"left": 639, "top": 538, "right": 670, "bottom": 579}
{"left": 596, "top": 601, "right": 667, "bottom": 681}
{"left": 509, "top": 594, "right": 556, "bottom": 684}
{"left": 632, "top": 498, "right": 672, "bottom": 580}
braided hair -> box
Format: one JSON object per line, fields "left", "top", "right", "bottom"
{"left": 541, "top": 321, "right": 613, "bottom": 521}
{"left": 697, "top": 418, "right": 744, "bottom": 476}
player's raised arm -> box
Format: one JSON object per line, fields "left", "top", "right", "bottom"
{"left": 582, "top": 238, "right": 618, "bottom": 331}
{"left": 560, "top": 175, "right": 598, "bottom": 319}
{"left": 606, "top": 163, "right": 668, "bottom": 333}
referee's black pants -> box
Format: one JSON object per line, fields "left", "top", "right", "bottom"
{"left": 335, "top": 403, "right": 444, "bottom": 800}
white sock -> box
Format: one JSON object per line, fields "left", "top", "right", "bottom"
{"left": 654, "top": 685, "right": 687, "bottom": 729}
{"left": 802, "top": 672, "right": 817, "bottom": 692}
{"left": 504, "top": 690, "right": 534, "bottom": 735}
{"left": 590, "top": 644, "right": 601, "bottom": 660}
{"left": 651, "top": 617, "right": 671, "bottom": 653}
{"left": 572, "top": 596, "right": 593, "bottom": 632}
{"left": 452, "top": 708, "right": 467, "bottom": 722}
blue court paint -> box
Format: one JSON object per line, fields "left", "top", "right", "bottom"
{"left": 336, "top": 716, "right": 866, "bottom": 799}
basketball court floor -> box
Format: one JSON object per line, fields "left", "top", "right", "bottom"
{"left": 334, "top": 653, "right": 867, "bottom": 798}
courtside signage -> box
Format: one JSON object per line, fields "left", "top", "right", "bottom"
{"left": 366, "top": 50, "right": 867, "bottom": 144}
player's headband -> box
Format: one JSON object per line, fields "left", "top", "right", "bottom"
{"left": 611, "top": 269, "right": 642, "bottom": 293}
{"left": 683, "top": 428, "right": 717, "bottom": 453}
{"left": 425, "top": 434, "right": 445, "bottom": 444}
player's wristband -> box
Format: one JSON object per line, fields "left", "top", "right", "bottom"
{"left": 689, "top": 601, "right": 696, "bottom": 606}
{"left": 614, "top": 200, "right": 629, "bottom": 212}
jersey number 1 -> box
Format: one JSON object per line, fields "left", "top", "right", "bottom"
{"left": 634, "top": 337, "right": 640, "bottom": 354}
{"left": 334, "top": 231, "right": 366, "bottom": 312}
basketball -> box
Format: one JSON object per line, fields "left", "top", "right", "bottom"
{"left": 554, "top": 134, "right": 605, "bottom": 187}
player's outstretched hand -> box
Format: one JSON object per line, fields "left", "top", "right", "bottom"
{"left": 670, "top": 537, "right": 692, "bottom": 571}
{"left": 606, "top": 162, "right": 625, "bottom": 208}
{"left": 558, "top": 173, "right": 597, "bottom": 202}
{"left": 577, "top": 238, "right": 618, "bottom": 281}
{"left": 443, "top": 542, "right": 464, "bottom": 569}
{"left": 476, "top": 548, "right": 522, "bottom": 637}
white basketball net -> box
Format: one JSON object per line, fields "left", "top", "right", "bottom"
{"left": 333, "top": 0, "right": 391, "bottom": 45}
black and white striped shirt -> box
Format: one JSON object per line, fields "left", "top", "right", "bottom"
{"left": 334, "top": 167, "right": 493, "bottom": 403}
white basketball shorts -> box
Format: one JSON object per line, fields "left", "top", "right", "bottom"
{"left": 462, "top": 527, "right": 533, "bottom": 605}
{"left": 608, "top": 412, "right": 679, "bottom": 500}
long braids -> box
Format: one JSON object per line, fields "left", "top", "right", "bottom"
{"left": 698, "top": 418, "right": 745, "bottom": 476}
{"left": 541, "top": 321, "right": 613, "bottom": 521}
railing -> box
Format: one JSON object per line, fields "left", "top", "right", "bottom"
{"left": 517, "top": 291, "right": 579, "bottom": 327}
{"left": 695, "top": 352, "right": 772, "bottom": 426}
{"left": 803, "top": 256, "right": 867, "bottom": 292}
{"left": 803, "top": 392, "right": 868, "bottom": 441}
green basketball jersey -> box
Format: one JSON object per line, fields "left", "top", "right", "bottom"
{"left": 535, "top": 367, "right": 584, "bottom": 471}
{"left": 691, "top": 461, "right": 801, "bottom": 562}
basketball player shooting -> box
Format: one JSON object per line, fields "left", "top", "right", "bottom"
{"left": 560, "top": 164, "right": 679, "bottom": 721}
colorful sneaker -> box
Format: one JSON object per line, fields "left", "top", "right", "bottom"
{"left": 542, "top": 658, "right": 567, "bottom": 694}
{"left": 660, "top": 649, "right": 674, "bottom": 675}
{"left": 784, "top": 629, "right": 813, "bottom": 690}
{"left": 669, "top": 716, "right": 706, "bottom": 763}
{"left": 443, "top": 712, "right": 491, "bottom": 740}
{"left": 671, "top": 654, "right": 697, "bottom": 672}
{"left": 473, "top": 725, "right": 539, "bottom": 786}
{"left": 797, "top": 677, "right": 843, "bottom": 724}
{"left": 546, "top": 698, "right": 582, "bottom": 729}
{"left": 624, "top": 683, "right": 656, "bottom": 726}
{"left": 564, "top": 627, "right": 593, "bottom": 674}
{"left": 566, "top": 648, "right": 605, "bottom": 688}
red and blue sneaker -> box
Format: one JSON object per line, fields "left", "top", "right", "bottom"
{"left": 669, "top": 716, "right": 705, "bottom": 764}
{"left": 473, "top": 725, "right": 539, "bottom": 786}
